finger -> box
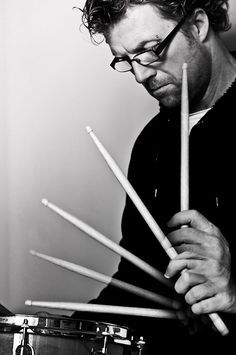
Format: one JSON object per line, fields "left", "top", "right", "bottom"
{"left": 175, "top": 271, "right": 206, "bottom": 294}
{"left": 167, "top": 210, "right": 217, "bottom": 234}
{"left": 167, "top": 229, "right": 219, "bottom": 258}
{"left": 191, "top": 297, "right": 217, "bottom": 315}
{"left": 165, "top": 253, "right": 204, "bottom": 278}
{"left": 191, "top": 293, "right": 233, "bottom": 315}
{"left": 174, "top": 244, "right": 206, "bottom": 255}
{"left": 167, "top": 228, "right": 203, "bottom": 246}
{"left": 168, "top": 231, "right": 227, "bottom": 264}
{"left": 185, "top": 283, "right": 215, "bottom": 306}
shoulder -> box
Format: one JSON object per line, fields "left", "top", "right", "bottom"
{"left": 131, "top": 111, "right": 164, "bottom": 158}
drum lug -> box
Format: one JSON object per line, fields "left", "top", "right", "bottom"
{"left": 136, "top": 336, "right": 145, "bottom": 355}
{"left": 90, "top": 329, "right": 109, "bottom": 355}
{"left": 15, "top": 319, "right": 35, "bottom": 355}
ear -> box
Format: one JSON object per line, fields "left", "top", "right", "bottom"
{"left": 191, "top": 8, "right": 210, "bottom": 42}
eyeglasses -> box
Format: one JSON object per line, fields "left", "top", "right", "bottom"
{"left": 110, "top": 13, "right": 188, "bottom": 73}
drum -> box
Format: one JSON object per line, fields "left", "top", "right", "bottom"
{"left": 0, "top": 314, "right": 145, "bottom": 354}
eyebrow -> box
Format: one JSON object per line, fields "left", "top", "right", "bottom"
{"left": 112, "top": 36, "right": 162, "bottom": 58}
{"left": 130, "top": 36, "right": 161, "bottom": 54}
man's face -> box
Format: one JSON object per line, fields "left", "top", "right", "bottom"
{"left": 107, "top": 4, "right": 210, "bottom": 109}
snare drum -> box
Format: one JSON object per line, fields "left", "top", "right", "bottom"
{"left": 0, "top": 314, "right": 145, "bottom": 354}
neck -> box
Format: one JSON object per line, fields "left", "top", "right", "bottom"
{"left": 191, "top": 36, "right": 236, "bottom": 112}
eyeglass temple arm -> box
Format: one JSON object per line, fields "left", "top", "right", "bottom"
{"left": 154, "top": 14, "right": 188, "bottom": 57}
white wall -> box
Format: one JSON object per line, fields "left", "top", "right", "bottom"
{"left": 0, "top": 0, "right": 9, "bottom": 305}
{"left": 0, "top": 0, "right": 235, "bottom": 316}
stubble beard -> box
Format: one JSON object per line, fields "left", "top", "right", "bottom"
{"left": 145, "top": 81, "right": 182, "bottom": 108}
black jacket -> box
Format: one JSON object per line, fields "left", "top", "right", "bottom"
{"left": 73, "top": 74, "right": 236, "bottom": 352}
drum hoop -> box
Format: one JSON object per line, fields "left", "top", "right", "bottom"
{"left": 0, "top": 314, "right": 132, "bottom": 340}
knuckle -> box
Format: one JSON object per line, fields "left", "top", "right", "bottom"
{"left": 214, "top": 241, "right": 223, "bottom": 259}
{"left": 208, "top": 221, "right": 217, "bottom": 232}
{"left": 213, "top": 225, "right": 221, "bottom": 236}
{"left": 179, "top": 250, "right": 195, "bottom": 259}
{"left": 212, "top": 259, "right": 224, "bottom": 276}
{"left": 174, "top": 282, "right": 181, "bottom": 294}
{"left": 185, "top": 288, "right": 199, "bottom": 305}
{"left": 224, "top": 293, "right": 235, "bottom": 311}
{"left": 191, "top": 209, "right": 199, "bottom": 217}
{"left": 192, "top": 301, "right": 206, "bottom": 314}
{"left": 174, "top": 275, "right": 187, "bottom": 294}
{"left": 190, "top": 209, "right": 201, "bottom": 221}
{"left": 176, "top": 243, "right": 190, "bottom": 254}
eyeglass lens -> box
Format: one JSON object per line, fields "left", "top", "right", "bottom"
{"left": 111, "top": 12, "right": 188, "bottom": 72}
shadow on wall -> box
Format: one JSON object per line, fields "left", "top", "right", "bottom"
{"left": 224, "top": 31, "right": 236, "bottom": 50}
{"left": 225, "top": 2, "right": 236, "bottom": 50}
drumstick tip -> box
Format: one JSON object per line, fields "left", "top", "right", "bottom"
{"left": 29, "top": 250, "right": 37, "bottom": 256}
{"left": 41, "top": 198, "right": 49, "bottom": 207}
{"left": 86, "top": 126, "right": 93, "bottom": 134}
{"left": 25, "top": 300, "right": 32, "bottom": 306}
{"left": 182, "top": 62, "right": 188, "bottom": 70}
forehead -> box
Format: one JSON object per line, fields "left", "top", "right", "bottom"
{"left": 106, "top": 4, "right": 174, "bottom": 56}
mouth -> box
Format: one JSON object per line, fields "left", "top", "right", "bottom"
{"left": 152, "top": 85, "right": 166, "bottom": 92}
{"left": 148, "top": 84, "right": 171, "bottom": 97}
{"left": 148, "top": 82, "right": 170, "bottom": 92}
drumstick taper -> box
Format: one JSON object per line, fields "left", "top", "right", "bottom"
{"left": 25, "top": 300, "right": 179, "bottom": 319}
{"left": 41, "top": 199, "right": 171, "bottom": 288}
{"left": 30, "top": 250, "right": 179, "bottom": 309}
{"left": 181, "top": 63, "right": 189, "bottom": 212}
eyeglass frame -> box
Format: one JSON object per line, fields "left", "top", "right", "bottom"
{"left": 110, "top": 11, "right": 189, "bottom": 72}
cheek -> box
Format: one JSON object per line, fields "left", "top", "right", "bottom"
{"left": 164, "top": 31, "right": 202, "bottom": 80}
{"left": 166, "top": 35, "right": 210, "bottom": 101}
{"left": 187, "top": 48, "right": 211, "bottom": 101}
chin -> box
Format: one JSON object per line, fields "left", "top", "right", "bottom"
{"left": 149, "top": 86, "right": 181, "bottom": 108}
{"left": 153, "top": 93, "right": 180, "bottom": 108}
{"left": 159, "top": 97, "right": 180, "bottom": 108}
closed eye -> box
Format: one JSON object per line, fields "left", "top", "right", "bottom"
{"left": 116, "top": 56, "right": 129, "bottom": 62}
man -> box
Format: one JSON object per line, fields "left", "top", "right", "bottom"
{"left": 74, "top": 0, "right": 236, "bottom": 351}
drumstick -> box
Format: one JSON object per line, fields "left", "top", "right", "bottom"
{"left": 86, "top": 126, "right": 176, "bottom": 260}
{"left": 41, "top": 199, "right": 171, "bottom": 288}
{"left": 180, "top": 63, "right": 228, "bottom": 336}
{"left": 86, "top": 124, "right": 229, "bottom": 335}
{"left": 181, "top": 63, "right": 189, "bottom": 212}
{"left": 30, "top": 250, "right": 179, "bottom": 309}
{"left": 25, "top": 300, "right": 178, "bottom": 319}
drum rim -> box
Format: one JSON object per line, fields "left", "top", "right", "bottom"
{"left": 0, "top": 314, "right": 133, "bottom": 340}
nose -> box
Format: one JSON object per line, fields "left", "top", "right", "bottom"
{"left": 132, "top": 61, "right": 156, "bottom": 84}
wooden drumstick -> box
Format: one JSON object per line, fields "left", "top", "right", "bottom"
{"left": 181, "top": 63, "right": 189, "bottom": 212}
{"left": 41, "top": 199, "right": 171, "bottom": 288}
{"left": 86, "top": 116, "right": 229, "bottom": 335}
{"left": 25, "top": 300, "right": 178, "bottom": 319}
{"left": 30, "top": 250, "right": 179, "bottom": 309}
{"left": 86, "top": 126, "right": 176, "bottom": 260}
{"left": 179, "top": 63, "right": 229, "bottom": 336}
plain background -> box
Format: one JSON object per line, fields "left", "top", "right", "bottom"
{"left": 0, "top": 0, "right": 235, "bottom": 316}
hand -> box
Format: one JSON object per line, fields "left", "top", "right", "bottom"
{"left": 164, "top": 210, "right": 236, "bottom": 315}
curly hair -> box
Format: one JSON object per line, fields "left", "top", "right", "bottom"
{"left": 81, "top": 0, "right": 231, "bottom": 39}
